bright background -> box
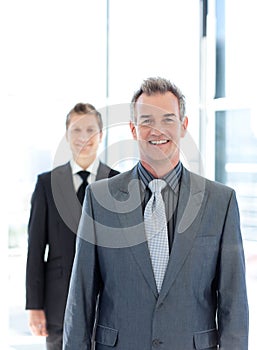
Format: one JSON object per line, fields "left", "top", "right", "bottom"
{"left": 1, "top": 0, "right": 256, "bottom": 348}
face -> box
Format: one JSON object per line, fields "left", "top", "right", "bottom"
{"left": 130, "top": 92, "right": 188, "bottom": 174}
{"left": 66, "top": 113, "right": 102, "bottom": 164}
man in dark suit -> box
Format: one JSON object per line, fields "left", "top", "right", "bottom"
{"left": 25, "top": 103, "right": 119, "bottom": 350}
{"left": 63, "top": 78, "right": 249, "bottom": 350}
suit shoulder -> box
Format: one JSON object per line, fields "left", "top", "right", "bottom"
{"left": 36, "top": 170, "right": 52, "bottom": 183}
{"left": 98, "top": 162, "right": 120, "bottom": 178}
{"left": 37, "top": 163, "right": 70, "bottom": 182}
{"left": 90, "top": 168, "right": 132, "bottom": 190}
{"left": 201, "top": 174, "right": 234, "bottom": 193}
{"left": 103, "top": 164, "right": 120, "bottom": 177}
{"left": 186, "top": 169, "right": 235, "bottom": 198}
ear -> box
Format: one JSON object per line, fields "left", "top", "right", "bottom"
{"left": 99, "top": 130, "right": 103, "bottom": 142}
{"left": 130, "top": 121, "right": 138, "bottom": 140}
{"left": 180, "top": 116, "right": 188, "bottom": 138}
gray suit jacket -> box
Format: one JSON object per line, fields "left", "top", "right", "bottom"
{"left": 63, "top": 165, "right": 248, "bottom": 350}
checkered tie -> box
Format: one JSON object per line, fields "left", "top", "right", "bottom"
{"left": 144, "top": 179, "right": 169, "bottom": 293}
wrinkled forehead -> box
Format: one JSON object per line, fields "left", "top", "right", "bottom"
{"left": 135, "top": 103, "right": 174, "bottom": 117}
{"left": 134, "top": 92, "right": 180, "bottom": 119}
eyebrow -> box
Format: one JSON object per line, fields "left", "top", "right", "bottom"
{"left": 139, "top": 113, "right": 177, "bottom": 119}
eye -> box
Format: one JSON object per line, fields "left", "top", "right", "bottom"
{"left": 87, "top": 128, "right": 98, "bottom": 134}
{"left": 72, "top": 127, "right": 81, "bottom": 133}
{"left": 164, "top": 117, "right": 175, "bottom": 123}
{"left": 140, "top": 119, "right": 152, "bottom": 125}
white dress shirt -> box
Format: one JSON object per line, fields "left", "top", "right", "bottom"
{"left": 70, "top": 158, "right": 100, "bottom": 192}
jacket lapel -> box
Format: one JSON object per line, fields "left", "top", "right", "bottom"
{"left": 96, "top": 162, "right": 109, "bottom": 181}
{"left": 51, "top": 163, "right": 81, "bottom": 234}
{"left": 110, "top": 166, "right": 208, "bottom": 301}
{"left": 114, "top": 166, "right": 158, "bottom": 298}
{"left": 157, "top": 168, "right": 208, "bottom": 305}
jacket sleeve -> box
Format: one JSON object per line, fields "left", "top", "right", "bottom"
{"left": 63, "top": 186, "right": 102, "bottom": 350}
{"left": 217, "top": 190, "right": 249, "bottom": 349}
{"left": 25, "top": 176, "right": 48, "bottom": 309}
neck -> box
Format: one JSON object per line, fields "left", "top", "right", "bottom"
{"left": 74, "top": 155, "right": 97, "bottom": 170}
{"left": 141, "top": 158, "right": 179, "bottom": 178}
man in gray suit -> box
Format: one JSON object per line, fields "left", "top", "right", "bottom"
{"left": 25, "top": 103, "right": 119, "bottom": 350}
{"left": 63, "top": 78, "right": 249, "bottom": 349}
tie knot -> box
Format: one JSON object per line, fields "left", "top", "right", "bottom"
{"left": 148, "top": 179, "right": 167, "bottom": 194}
{"left": 77, "top": 170, "right": 90, "bottom": 182}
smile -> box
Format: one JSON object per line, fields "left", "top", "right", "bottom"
{"left": 149, "top": 140, "right": 169, "bottom": 145}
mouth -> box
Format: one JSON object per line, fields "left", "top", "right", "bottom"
{"left": 149, "top": 140, "right": 169, "bottom": 145}
{"left": 76, "top": 142, "right": 91, "bottom": 148}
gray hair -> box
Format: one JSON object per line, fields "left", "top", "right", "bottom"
{"left": 131, "top": 77, "right": 186, "bottom": 122}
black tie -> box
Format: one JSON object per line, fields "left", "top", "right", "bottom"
{"left": 77, "top": 171, "right": 90, "bottom": 205}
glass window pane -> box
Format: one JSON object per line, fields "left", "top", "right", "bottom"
{"left": 215, "top": 109, "right": 257, "bottom": 241}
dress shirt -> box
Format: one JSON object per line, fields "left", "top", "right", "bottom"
{"left": 70, "top": 158, "right": 100, "bottom": 192}
{"left": 137, "top": 161, "right": 182, "bottom": 251}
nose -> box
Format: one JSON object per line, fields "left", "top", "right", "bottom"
{"left": 149, "top": 121, "right": 165, "bottom": 135}
{"left": 78, "top": 131, "right": 90, "bottom": 143}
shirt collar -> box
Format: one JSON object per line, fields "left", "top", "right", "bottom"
{"left": 70, "top": 158, "right": 100, "bottom": 176}
{"left": 137, "top": 161, "right": 182, "bottom": 193}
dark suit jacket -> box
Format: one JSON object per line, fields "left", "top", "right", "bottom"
{"left": 63, "top": 165, "right": 248, "bottom": 350}
{"left": 25, "top": 161, "right": 119, "bottom": 328}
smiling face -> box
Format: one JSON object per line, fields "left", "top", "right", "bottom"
{"left": 66, "top": 112, "right": 102, "bottom": 168}
{"left": 130, "top": 92, "right": 188, "bottom": 177}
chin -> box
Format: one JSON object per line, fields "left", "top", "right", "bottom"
{"left": 148, "top": 149, "right": 171, "bottom": 160}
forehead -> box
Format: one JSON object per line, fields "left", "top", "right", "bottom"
{"left": 68, "top": 113, "right": 99, "bottom": 127}
{"left": 135, "top": 92, "right": 180, "bottom": 117}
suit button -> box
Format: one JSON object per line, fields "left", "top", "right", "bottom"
{"left": 152, "top": 339, "right": 162, "bottom": 347}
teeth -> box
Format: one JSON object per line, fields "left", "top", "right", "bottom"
{"left": 150, "top": 140, "right": 168, "bottom": 145}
